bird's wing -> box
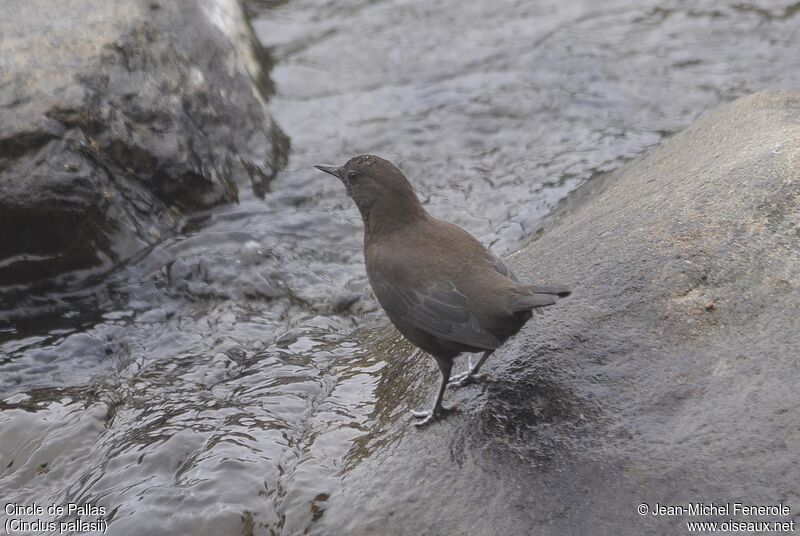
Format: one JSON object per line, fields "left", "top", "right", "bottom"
{"left": 371, "top": 273, "right": 500, "bottom": 350}
{"left": 436, "top": 220, "right": 519, "bottom": 282}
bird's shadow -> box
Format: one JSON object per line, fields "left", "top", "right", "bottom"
{"left": 446, "top": 353, "right": 600, "bottom": 470}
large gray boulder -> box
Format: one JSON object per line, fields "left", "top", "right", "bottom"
{"left": 0, "top": 0, "right": 287, "bottom": 289}
{"left": 317, "top": 91, "right": 800, "bottom": 535}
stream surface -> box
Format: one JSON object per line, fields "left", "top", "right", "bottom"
{"left": 2, "top": 0, "right": 800, "bottom": 533}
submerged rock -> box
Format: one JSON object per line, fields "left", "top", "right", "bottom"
{"left": 320, "top": 92, "right": 800, "bottom": 535}
{"left": 0, "top": 0, "right": 287, "bottom": 289}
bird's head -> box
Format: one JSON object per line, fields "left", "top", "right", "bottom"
{"left": 315, "top": 155, "right": 426, "bottom": 231}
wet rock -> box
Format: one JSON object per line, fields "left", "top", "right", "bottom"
{"left": 0, "top": 0, "right": 288, "bottom": 289}
{"left": 321, "top": 92, "right": 800, "bottom": 535}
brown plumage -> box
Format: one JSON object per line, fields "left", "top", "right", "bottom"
{"left": 316, "top": 155, "right": 569, "bottom": 425}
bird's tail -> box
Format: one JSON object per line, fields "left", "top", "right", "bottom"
{"left": 510, "top": 284, "right": 571, "bottom": 311}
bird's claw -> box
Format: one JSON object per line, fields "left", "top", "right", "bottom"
{"left": 448, "top": 356, "right": 477, "bottom": 388}
{"left": 410, "top": 405, "right": 452, "bottom": 426}
{"left": 410, "top": 410, "right": 434, "bottom": 426}
{"left": 447, "top": 371, "right": 474, "bottom": 388}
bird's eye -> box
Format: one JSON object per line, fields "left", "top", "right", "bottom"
{"left": 347, "top": 170, "right": 358, "bottom": 180}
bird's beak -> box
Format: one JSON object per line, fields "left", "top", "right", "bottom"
{"left": 314, "top": 165, "right": 342, "bottom": 179}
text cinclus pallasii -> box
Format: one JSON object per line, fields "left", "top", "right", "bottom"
{"left": 315, "top": 155, "right": 570, "bottom": 426}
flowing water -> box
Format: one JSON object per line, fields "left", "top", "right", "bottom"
{"left": 2, "top": 0, "right": 799, "bottom": 533}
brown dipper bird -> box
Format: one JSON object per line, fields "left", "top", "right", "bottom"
{"left": 316, "top": 155, "right": 570, "bottom": 426}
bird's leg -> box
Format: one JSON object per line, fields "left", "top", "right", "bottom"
{"left": 411, "top": 358, "right": 452, "bottom": 426}
{"left": 448, "top": 350, "right": 494, "bottom": 388}
{"left": 468, "top": 349, "right": 494, "bottom": 376}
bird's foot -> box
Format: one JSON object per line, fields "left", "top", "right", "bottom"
{"left": 447, "top": 371, "right": 474, "bottom": 388}
{"left": 448, "top": 356, "right": 475, "bottom": 388}
{"left": 409, "top": 405, "right": 453, "bottom": 427}
{"left": 410, "top": 410, "right": 435, "bottom": 427}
